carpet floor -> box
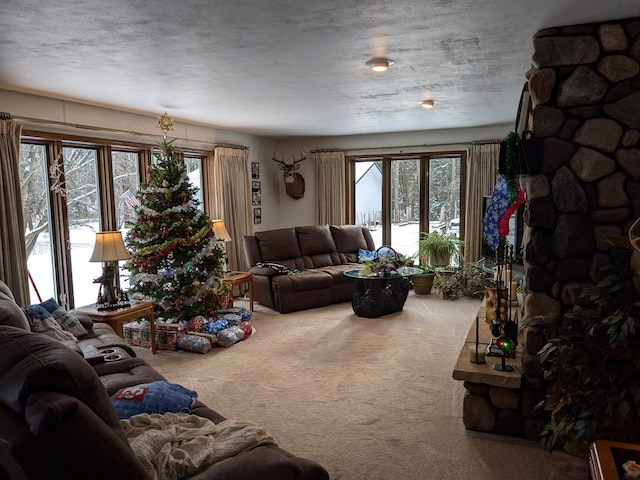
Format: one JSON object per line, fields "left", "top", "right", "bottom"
{"left": 143, "top": 292, "right": 588, "bottom": 480}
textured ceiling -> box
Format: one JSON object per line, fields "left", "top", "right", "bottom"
{"left": 2, "top": 0, "right": 640, "bottom": 137}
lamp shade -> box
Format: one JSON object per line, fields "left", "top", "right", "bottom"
{"left": 211, "top": 219, "right": 232, "bottom": 242}
{"left": 89, "top": 231, "right": 130, "bottom": 262}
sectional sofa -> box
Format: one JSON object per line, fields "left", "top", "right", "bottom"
{"left": 243, "top": 224, "right": 375, "bottom": 313}
{"left": 0, "top": 281, "right": 328, "bottom": 479}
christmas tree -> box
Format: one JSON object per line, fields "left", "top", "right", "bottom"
{"left": 125, "top": 139, "right": 224, "bottom": 322}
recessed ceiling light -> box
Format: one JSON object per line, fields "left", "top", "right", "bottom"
{"left": 420, "top": 99, "right": 435, "bottom": 109}
{"left": 365, "top": 57, "right": 395, "bottom": 72}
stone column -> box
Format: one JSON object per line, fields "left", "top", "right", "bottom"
{"left": 521, "top": 18, "right": 640, "bottom": 437}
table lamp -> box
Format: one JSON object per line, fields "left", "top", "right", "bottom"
{"left": 211, "top": 219, "right": 232, "bottom": 272}
{"left": 89, "top": 231, "right": 130, "bottom": 311}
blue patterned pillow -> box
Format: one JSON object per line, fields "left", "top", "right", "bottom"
{"left": 40, "top": 298, "right": 92, "bottom": 335}
{"left": 22, "top": 304, "right": 78, "bottom": 343}
{"left": 110, "top": 381, "right": 198, "bottom": 419}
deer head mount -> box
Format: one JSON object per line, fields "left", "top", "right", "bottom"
{"left": 272, "top": 150, "right": 307, "bottom": 199}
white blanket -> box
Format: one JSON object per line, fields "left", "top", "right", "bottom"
{"left": 120, "top": 412, "right": 277, "bottom": 480}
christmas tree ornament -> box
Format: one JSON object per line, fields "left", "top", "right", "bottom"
{"left": 156, "top": 111, "right": 174, "bottom": 137}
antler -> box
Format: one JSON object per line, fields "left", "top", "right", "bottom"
{"left": 291, "top": 150, "right": 307, "bottom": 164}
{"left": 272, "top": 152, "right": 286, "bottom": 165}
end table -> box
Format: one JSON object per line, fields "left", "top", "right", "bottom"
{"left": 72, "top": 300, "right": 156, "bottom": 354}
{"left": 222, "top": 271, "right": 253, "bottom": 311}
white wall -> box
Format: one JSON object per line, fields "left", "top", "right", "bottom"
{"left": 2, "top": 88, "right": 512, "bottom": 232}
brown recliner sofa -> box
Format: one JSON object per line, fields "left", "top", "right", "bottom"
{"left": 0, "top": 281, "right": 328, "bottom": 480}
{"left": 243, "top": 224, "right": 375, "bottom": 313}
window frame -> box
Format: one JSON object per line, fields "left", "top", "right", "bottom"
{"left": 19, "top": 130, "right": 209, "bottom": 308}
{"left": 346, "top": 150, "right": 467, "bottom": 248}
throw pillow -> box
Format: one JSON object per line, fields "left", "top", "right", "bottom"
{"left": 22, "top": 304, "right": 78, "bottom": 343}
{"left": 110, "top": 381, "right": 198, "bottom": 420}
{"left": 40, "top": 298, "right": 93, "bottom": 334}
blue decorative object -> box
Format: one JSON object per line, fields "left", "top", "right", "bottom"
{"left": 482, "top": 176, "right": 510, "bottom": 252}
{"left": 358, "top": 248, "right": 375, "bottom": 263}
{"left": 110, "top": 381, "right": 197, "bottom": 419}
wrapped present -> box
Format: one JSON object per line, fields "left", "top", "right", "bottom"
{"left": 237, "top": 320, "right": 253, "bottom": 340}
{"left": 177, "top": 334, "right": 212, "bottom": 354}
{"left": 216, "top": 308, "right": 252, "bottom": 322}
{"left": 155, "top": 321, "right": 186, "bottom": 351}
{"left": 216, "top": 326, "right": 245, "bottom": 347}
{"left": 187, "top": 315, "right": 206, "bottom": 332}
{"left": 123, "top": 320, "right": 152, "bottom": 348}
{"left": 220, "top": 292, "right": 233, "bottom": 309}
{"left": 220, "top": 313, "right": 242, "bottom": 326}
{"left": 203, "top": 318, "right": 230, "bottom": 335}
{"left": 187, "top": 330, "right": 218, "bottom": 347}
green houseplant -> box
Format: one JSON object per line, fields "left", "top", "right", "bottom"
{"left": 418, "top": 230, "right": 463, "bottom": 268}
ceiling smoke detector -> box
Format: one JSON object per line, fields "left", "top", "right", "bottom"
{"left": 365, "top": 57, "right": 395, "bottom": 72}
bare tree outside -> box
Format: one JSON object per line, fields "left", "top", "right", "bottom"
{"left": 19, "top": 145, "right": 141, "bottom": 305}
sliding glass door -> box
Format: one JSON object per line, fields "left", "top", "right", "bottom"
{"left": 19, "top": 143, "right": 56, "bottom": 303}
{"left": 350, "top": 152, "right": 465, "bottom": 262}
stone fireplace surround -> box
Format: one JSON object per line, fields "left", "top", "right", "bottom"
{"left": 461, "top": 16, "right": 640, "bottom": 440}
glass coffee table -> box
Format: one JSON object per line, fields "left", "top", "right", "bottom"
{"left": 344, "top": 266, "right": 422, "bottom": 318}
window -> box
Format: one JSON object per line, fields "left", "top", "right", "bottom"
{"left": 19, "top": 143, "right": 56, "bottom": 304}
{"left": 18, "top": 133, "right": 208, "bottom": 309}
{"left": 183, "top": 156, "right": 203, "bottom": 210}
{"left": 349, "top": 151, "right": 465, "bottom": 261}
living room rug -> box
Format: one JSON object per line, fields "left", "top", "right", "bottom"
{"left": 143, "top": 292, "right": 588, "bottom": 480}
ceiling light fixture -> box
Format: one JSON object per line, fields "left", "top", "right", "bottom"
{"left": 365, "top": 57, "right": 395, "bottom": 72}
{"left": 420, "top": 99, "right": 435, "bottom": 109}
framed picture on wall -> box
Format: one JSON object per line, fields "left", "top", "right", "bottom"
{"left": 251, "top": 162, "right": 260, "bottom": 179}
{"left": 253, "top": 207, "right": 262, "bottom": 224}
{"left": 252, "top": 181, "right": 261, "bottom": 206}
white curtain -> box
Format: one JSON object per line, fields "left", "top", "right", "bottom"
{"left": 211, "top": 146, "right": 252, "bottom": 271}
{"left": 313, "top": 150, "right": 345, "bottom": 225}
{"left": 0, "top": 118, "right": 29, "bottom": 304}
{"left": 464, "top": 142, "right": 500, "bottom": 263}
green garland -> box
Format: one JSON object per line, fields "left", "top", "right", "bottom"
{"left": 504, "top": 131, "right": 521, "bottom": 202}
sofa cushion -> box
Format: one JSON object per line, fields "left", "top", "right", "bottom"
{"left": 0, "top": 281, "right": 30, "bottom": 331}
{"left": 255, "top": 228, "right": 302, "bottom": 264}
{"left": 296, "top": 225, "right": 340, "bottom": 268}
{"left": 331, "top": 225, "right": 369, "bottom": 253}
{"left": 0, "top": 326, "right": 126, "bottom": 437}
{"left": 272, "top": 270, "right": 333, "bottom": 293}
{"left": 296, "top": 225, "right": 336, "bottom": 256}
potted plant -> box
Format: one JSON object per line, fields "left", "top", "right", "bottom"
{"left": 418, "top": 230, "right": 463, "bottom": 268}
{"left": 360, "top": 247, "right": 413, "bottom": 277}
{"left": 538, "top": 270, "right": 640, "bottom": 457}
{"left": 411, "top": 265, "right": 437, "bottom": 295}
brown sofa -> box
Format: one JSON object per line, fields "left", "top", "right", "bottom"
{"left": 0, "top": 281, "right": 328, "bottom": 480}
{"left": 243, "top": 224, "right": 375, "bottom": 313}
